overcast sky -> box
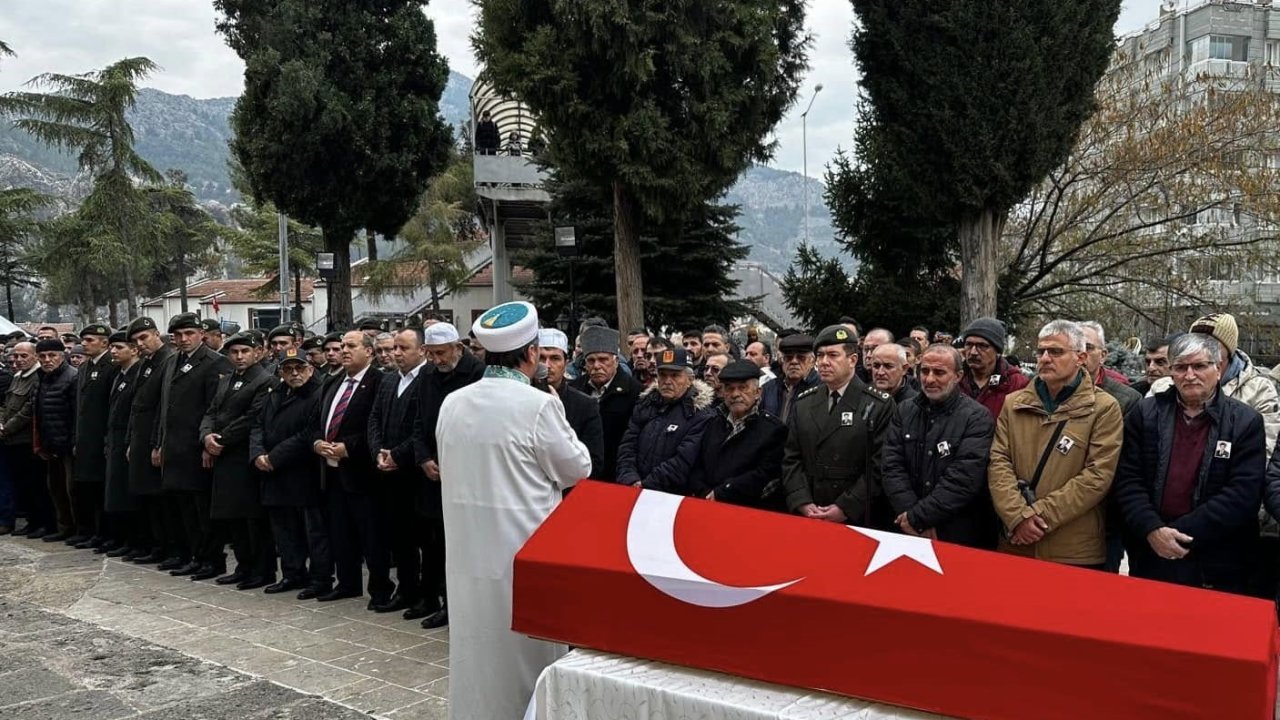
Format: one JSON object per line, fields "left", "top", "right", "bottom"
{"left": 0, "top": 0, "right": 1166, "bottom": 177}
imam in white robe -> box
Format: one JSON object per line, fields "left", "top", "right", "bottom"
{"left": 437, "top": 373, "right": 592, "bottom": 720}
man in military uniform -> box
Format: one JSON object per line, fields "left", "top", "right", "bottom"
{"left": 302, "top": 336, "right": 326, "bottom": 371}
{"left": 199, "top": 332, "right": 277, "bottom": 589}
{"left": 322, "top": 332, "right": 344, "bottom": 384}
{"left": 155, "top": 312, "right": 234, "bottom": 579}
{"left": 71, "top": 324, "right": 116, "bottom": 550}
{"left": 782, "top": 324, "right": 896, "bottom": 528}
{"left": 125, "top": 317, "right": 177, "bottom": 565}
{"left": 103, "top": 330, "right": 145, "bottom": 557}
{"left": 201, "top": 318, "right": 225, "bottom": 353}
{"left": 267, "top": 325, "right": 296, "bottom": 363}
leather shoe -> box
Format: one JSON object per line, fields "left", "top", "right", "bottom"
{"left": 191, "top": 565, "right": 226, "bottom": 581}
{"left": 11, "top": 524, "right": 30, "bottom": 536}
{"left": 157, "top": 557, "right": 187, "bottom": 571}
{"left": 372, "top": 594, "right": 414, "bottom": 614}
{"left": 402, "top": 600, "right": 436, "bottom": 621}
{"left": 26, "top": 527, "right": 49, "bottom": 540}
{"left": 105, "top": 545, "right": 133, "bottom": 558}
{"left": 88, "top": 536, "right": 107, "bottom": 549}
{"left": 129, "top": 552, "right": 164, "bottom": 565}
{"left": 169, "top": 561, "right": 203, "bottom": 577}
{"left": 296, "top": 586, "right": 330, "bottom": 600}
{"left": 264, "top": 579, "right": 306, "bottom": 595}
{"left": 316, "top": 588, "right": 361, "bottom": 602}
{"left": 65, "top": 534, "right": 89, "bottom": 546}
{"left": 93, "top": 541, "right": 120, "bottom": 555}
{"left": 215, "top": 572, "right": 246, "bottom": 586}
{"left": 237, "top": 576, "right": 272, "bottom": 591}
{"left": 42, "top": 531, "right": 70, "bottom": 543}
{"left": 74, "top": 538, "right": 96, "bottom": 550}
{"left": 420, "top": 608, "right": 448, "bottom": 629}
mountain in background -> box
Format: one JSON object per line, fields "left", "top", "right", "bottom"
{"left": 0, "top": 70, "right": 840, "bottom": 275}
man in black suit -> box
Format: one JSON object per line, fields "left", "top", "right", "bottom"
{"left": 200, "top": 332, "right": 276, "bottom": 589}
{"left": 71, "top": 323, "right": 116, "bottom": 549}
{"left": 312, "top": 330, "right": 389, "bottom": 606}
{"left": 411, "top": 322, "right": 485, "bottom": 628}
{"left": 369, "top": 327, "right": 430, "bottom": 615}
{"left": 252, "top": 349, "right": 328, "bottom": 597}
{"left": 103, "top": 331, "right": 145, "bottom": 557}
{"left": 569, "top": 326, "right": 641, "bottom": 482}
{"left": 154, "top": 312, "right": 234, "bottom": 579}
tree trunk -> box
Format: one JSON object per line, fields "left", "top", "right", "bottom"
{"left": 123, "top": 264, "right": 138, "bottom": 319}
{"left": 325, "top": 227, "right": 355, "bottom": 330}
{"left": 429, "top": 276, "right": 440, "bottom": 312}
{"left": 107, "top": 294, "right": 119, "bottom": 327}
{"left": 178, "top": 251, "right": 189, "bottom": 314}
{"left": 294, "top": 267, "right": 304, "bottom": 322}
{"left": 958, "top": 207, "right": 1004, "bottom": 325}
{"left": 4, "top": 278, "right": 13, "bottom": 321}
{"left": 365, "top": 229, "right": 377, "bottom": 263}
{"left": 612, "top": 180, "right": 644, "bottom": 333}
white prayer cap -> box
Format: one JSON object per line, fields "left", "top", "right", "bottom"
{"left": 422, "top": 322, "right": 460, "bottom": 346}
{"left": 472, "top": 301, "right": 539, "bottom": 352}
{"left": 538, "top": 328, "right": 569, "bottom": 354}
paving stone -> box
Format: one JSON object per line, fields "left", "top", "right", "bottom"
{"left": 160, "top": 605, "right": 247, "bottom": 628}
{"left": 334, "top": 682, "right": 432, "bottom": 715}
{"left": 328, "top": 649, "right": 447, "bottom": 689}
{"left": 316, "top": 621, "right": 424, "bottom": 652}
{"left": 0, "top": 667, "right": 78, "bottom": 706}
{"left": 244, "top": 696, "right": 372, "bottom": 720}
{"left": 382, "top": 694, "right": 450, "bottom": 720}
{"left": 273, "top": 610, "right": 350, "bottom": 632}
{"left": 395, "top": 641, "right": 449, "bottom": 664}
{"left": 288, "top": 639, "right": 365, "bottom": 663}
{"left": 416, "top": 676, "right": 448, "bottom": 699}
{"left": 2, "top": 689, "right": 135, "bottom": 720}
{"left": 266, "top": 661, "right": 365, "bottom": 695}
{"left": 132, "top": 680, "right": 323, "bottom": 720}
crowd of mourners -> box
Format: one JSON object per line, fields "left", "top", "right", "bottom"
{"left": 1, "top": 306, "right": 1279, "bottom": 629}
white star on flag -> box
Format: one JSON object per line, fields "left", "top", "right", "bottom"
{"left": 847, "top": 526, "right": 944, "bottom": 576}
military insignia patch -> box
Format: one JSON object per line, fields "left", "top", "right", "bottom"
{"left": 835, "top": 329, "right": 848, "bottom": 341}
{"left": 662, "top": 350, "right": 675, "bottom": 364}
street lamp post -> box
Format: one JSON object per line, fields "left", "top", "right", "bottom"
{"left": 801, "top": 83, "right": 823, "bottom": 247}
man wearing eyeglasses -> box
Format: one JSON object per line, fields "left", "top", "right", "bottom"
{"left": 958, "top": 317, "right": 1029, "bottom": 420}
{"left": 988, "top": 320, "right": 1123, "bottom": 569}
{"left": 760, "top": 333, "right": 819, "bottom": 424}
{"left": 1117, "top": 333, "right": 1264, "bottom": 595}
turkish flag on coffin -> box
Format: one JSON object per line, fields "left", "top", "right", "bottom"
{"left": 512, "top": 481, "right": 1278, "bottom": 720}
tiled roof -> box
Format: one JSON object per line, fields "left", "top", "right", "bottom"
{"left": 143, "top": 278, "right": 316, "bottom": 307}
{"left": 467, "top": 262, "right": 533, "bottom": 287}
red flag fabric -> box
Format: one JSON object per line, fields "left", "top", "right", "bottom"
{"left": 211, "top": 296, "right": 221, "bottom": 315}
{"left": 514, "top": 481, "right": 1278, "bottom": 720}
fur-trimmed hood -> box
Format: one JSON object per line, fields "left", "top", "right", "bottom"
{"left": 639, "top": 379, "right": 716, "bottom": 415}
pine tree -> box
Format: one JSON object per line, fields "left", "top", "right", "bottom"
{"left": 475, "top": 0, "right": 809, "bottom": 330}
{"left": 843, "top": 0, "right": 1121, "bottom": 323}
{"left": 215, "top": 0, "right": 453, "bottom": 329}
{"left": 517, "top": 175, "right": 750, "bottom": 333}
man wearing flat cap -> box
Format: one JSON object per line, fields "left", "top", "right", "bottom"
{"left": 70, "top": 323, "right": 117, "bottom": 549}
{"left": 683, "top": 359, "right": 789, "bottom": 509}
{"left": 124, "top": 316, "right": 178, "bottom": 566}
{"left": 200, "top": 332, "right": 276, "bottom": 588}
{"left": 33, "top": 338, "right": 78, "bottom": 543}
{"left": 761, "top": 332, "right": 820, "bottom": 424}
{"left": 154, "top": 312, "right": 234, "bottom": 579}
{"left": 410, "top": 321, "right": 485, "bottom": 628}
{"left": 782, "top": 324, "right": 897, "bottom": 527}
{"left": 436, "top": 301, "right": 591, "bottom": 720}
{"left": 200, "top": 318, "right": 225, "bottom": 354}
{"left": 569, "top": 325, "right": 641, "bottom": 482}
{"left": 616, "top": 346, "right": 715, "bottom": 493}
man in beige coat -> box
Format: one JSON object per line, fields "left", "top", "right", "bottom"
{"left": 988, "top": 320, "right": 1124, "bottom": 567}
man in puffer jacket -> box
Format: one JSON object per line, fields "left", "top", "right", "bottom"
{"left": 1145, "top": 313, "right": 1280, "bottom": 597}
{"left": 33, "top": 338, "right": 79, "bottom": 542}
{"left": 615, "top": 347, "right": 715, "bottom": 493}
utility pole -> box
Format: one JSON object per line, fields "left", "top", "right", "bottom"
{"left": 801, "top": 83, "right": 823, "bottom": 246}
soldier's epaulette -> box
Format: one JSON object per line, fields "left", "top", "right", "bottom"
{"left": 864, "top": 386, "right": 891, "bottom": 402}
{"left": 797, "top": 386, "right": 821, "bottom": 400}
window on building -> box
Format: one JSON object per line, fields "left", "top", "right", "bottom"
{"left": 1268, "top": 40, "right": 1280, "bottom": 66}
{"left": 251, "top": 308, "right": 282, "bottom": 329}
{"left": 1187, "top": 34, "right": 1249, "bottom": 63}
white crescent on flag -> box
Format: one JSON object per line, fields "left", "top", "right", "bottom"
{"left": 626, "top": 490, "right": 803, "bottom": 608}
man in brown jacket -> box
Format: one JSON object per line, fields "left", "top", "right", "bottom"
{"left": 988, "top": 320, "right": 1124, "bottom": 568}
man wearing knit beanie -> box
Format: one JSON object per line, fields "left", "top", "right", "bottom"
{"left": 959, "top": 316, "right": 1029, "bottom": 420}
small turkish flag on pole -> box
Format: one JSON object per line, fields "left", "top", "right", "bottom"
{"left": 211, "top": 295, "right": 221, "bottom": 315}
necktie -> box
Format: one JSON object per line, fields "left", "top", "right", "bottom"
{"left": 326, "top": 378, "right": 357, "bottom": 441}
{"left": 829, "top": 390, "right": 840, "bottom": 414}
{"left": 176, "top": 353, "right": 189, "bottom": 367}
